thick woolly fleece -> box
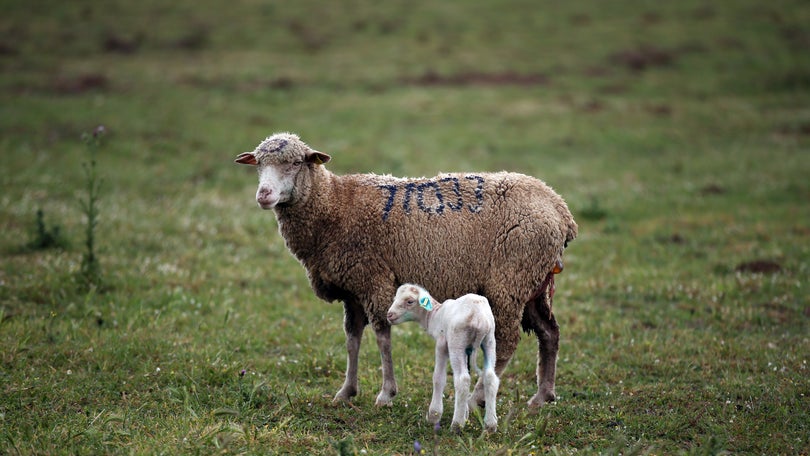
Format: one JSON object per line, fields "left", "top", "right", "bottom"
{"left": 238, "top": 133, "right": 577, "bottom": 407}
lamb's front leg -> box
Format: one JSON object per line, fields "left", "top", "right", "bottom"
{"left": 334, "top": 300, "right": 366, "bottom": 404}
{"left": 428, "top": 340, "right": 449, "bottom": 424}
{"left": 373, "top": 323, "right": 398, "bottom": 406}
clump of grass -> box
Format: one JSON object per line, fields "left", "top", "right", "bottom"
{"left": 77, "top": 125, "right": 105, "bottom": 290}
{"left": 26, "top": 208, "right": 69, "bottom": 251}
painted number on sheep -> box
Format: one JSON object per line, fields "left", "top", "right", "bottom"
{"left": 379, "top": 175, "right": 485, "bottom": 221}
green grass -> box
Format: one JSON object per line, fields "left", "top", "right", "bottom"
{"left": 1, "top": 0, "right": 809, "bottom": 454}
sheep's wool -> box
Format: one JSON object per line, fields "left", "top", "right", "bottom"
{"left": 252, "top": 132, "right": 306, "bottom": 163}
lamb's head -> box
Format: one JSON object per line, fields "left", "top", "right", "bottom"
{"left": 387, "top": 284, "right": 434, "bottom": 325}
{"left": 234, "top": 133, "right": 331, "bottom": 209}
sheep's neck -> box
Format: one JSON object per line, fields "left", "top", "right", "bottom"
{"left": 274, "top": 168, "right": 335, "bottom": 257}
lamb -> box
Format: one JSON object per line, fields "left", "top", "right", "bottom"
{"left": 387, "top": 284, "right": 499, "bottom": 433}
{"left": 234, "top": 132, "right": 577, "bottom": 409}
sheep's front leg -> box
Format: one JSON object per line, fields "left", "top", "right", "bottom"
{"left": 373, "top": 323, "right": 398, "bottom": 406}
{"left": 449, "top": 348, "right": 471, "bottom": 433}
{"left": 428, "top": 339, "right": 449, "bottom": 424}
{"left": 333, "top": 300, "right": 366, "bottom": 404}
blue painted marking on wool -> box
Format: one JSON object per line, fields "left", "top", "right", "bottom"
{"left": 441, "top": 177, "right": 463, "bottom": 212}
{"left": 379, "top": 185, "right": 398, "bottom": 221}
{"left": 466, "top": 175, "right": 485, "bottom": 213}
{"left": 264, "top": 139, "right": 288, "bottom": 153}
{"left": 378, "top": 176, "right": 486, "bottom": 221}
{"left": 402, "top": 183, "right": 417, "bottom": 215}
{"left": 417, "top": 181, "right": 444, "bottom": 214}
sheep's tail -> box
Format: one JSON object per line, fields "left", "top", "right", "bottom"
{"left": 558, "top": 201, "right": 578, "bottom": 248}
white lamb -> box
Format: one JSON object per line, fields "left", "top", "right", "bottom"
{"left": 387, "top": 284, "right": 500, "bottom": 433}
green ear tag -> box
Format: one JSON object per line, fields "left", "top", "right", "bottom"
{"left": 419, "top": 295, "right": 433, "bottom": 311}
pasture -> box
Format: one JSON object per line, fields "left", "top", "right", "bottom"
{"left": 1, "top": 0, "right": 808, "bottom": 454}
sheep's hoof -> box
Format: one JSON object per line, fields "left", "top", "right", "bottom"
{"left": 375, "top": 391, "right": 394, "bottom": 406}
{"left": 485, "top": 423, "right": 498, "bottom": 434}
{"left": 332, "top": 386, "right": 358, "bottom": 405}
{"left": 450, "top": 423, "right": 463, "bottom": 435}
{"left": 527, "top": 389, "right": 556, "bottom": 408}
{"left": 426, "top": 409, "right": 442, "bottom": 424}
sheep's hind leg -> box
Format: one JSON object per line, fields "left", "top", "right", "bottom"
{"left": 333, "top": 300, "right": 367, "bottom": 405}
{"left": 373, "top": 323, "right": 398, "bottom": 406}
{"left": 523, "top": 283, "right": 559, "bottom": 408}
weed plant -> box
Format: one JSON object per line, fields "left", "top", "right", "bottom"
{"left": 77, "top": 126, "right": 105, "bottom": 290}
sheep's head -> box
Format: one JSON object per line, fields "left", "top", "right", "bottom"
{"left": 235, "top": 133, "right": 331, "bottom": 209}
{"left": 387, "top": 284, "right": 432, "bottom": 325}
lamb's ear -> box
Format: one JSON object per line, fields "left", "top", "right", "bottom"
{"left": 235, "top": 152, "right": 258, "bottom": 165}
{"left": 418, "top": 292, "right": 433, "bottom": 311}
{"left": 306, "top": 150, "right": 331, "bottom": 165}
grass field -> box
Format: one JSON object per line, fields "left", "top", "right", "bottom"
{"left": 1, "top": 0, "right": 809, "bottom": 454}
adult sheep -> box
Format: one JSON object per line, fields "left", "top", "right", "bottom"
{"left": 234, "top": 132, "right": 577, "bottom": 408}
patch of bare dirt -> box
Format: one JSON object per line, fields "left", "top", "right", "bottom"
{"left": 609, "top": 45, "right": 674, "bottom": 72}
{"left": 406, "top": 71, "right": 550, "bottom": 87}
{"left": 735, "top": 260, "right": 782, "bottom": 274}
{"left": 51, "top": 73, "right": 108, "bottom": 94}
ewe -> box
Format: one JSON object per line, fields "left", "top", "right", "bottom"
{"left": 388, "top": 284, "right": 499, "bottom": 433}
{"left": 235, "top": 133, "right": 576, "bottom": 408}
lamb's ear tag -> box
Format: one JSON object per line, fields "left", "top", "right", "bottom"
{"left": 419, "top": 295, "right": 433, "bottom": 311}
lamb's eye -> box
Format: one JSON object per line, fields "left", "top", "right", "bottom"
{"left": 292, "top": 160, "right": 303, "bottom": 167}
{"left": 406, "top": 299, "right": 415, "bottom": 306}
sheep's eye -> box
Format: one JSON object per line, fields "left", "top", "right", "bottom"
{"left": 406, "top": 299, "right": 415, "bottom": 306}
{"left": 292, "top": 160, "right": 303, "bottom": 167}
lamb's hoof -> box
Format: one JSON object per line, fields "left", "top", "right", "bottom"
{"left": 485, "top": 423, "right": 497, "bottom": 434}
{"left": 426, "top": 409, "right": 441, "bottom": 424}
{"left": 450, "top": 423, "right": 463, "bottom": 435}
{"left": 527, "top": 389, "right": 556, "bottom": 408}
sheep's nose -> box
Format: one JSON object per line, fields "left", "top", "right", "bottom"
{"left": 256, "top": 188, "right": 277, "bottom": 209}
{"left": 386, "top": 311, "right": 395, "bottom": 322}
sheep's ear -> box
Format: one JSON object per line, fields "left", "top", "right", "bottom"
{"left": 235, "top": 152, "right": 258, "bottom": 165}
{"left": 306, "top": 150, "right": 331, "bottom": 165}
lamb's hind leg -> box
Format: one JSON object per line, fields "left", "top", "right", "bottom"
{"left": 333, "top": 300, "right": 367, "bottom": 404}
{"left": 481, "top": 333, "right": 500, "bottom": 432}
{"left": 523, "top": 283, "right": 559, "bottom": 408}
{"left": 470, "top": 318, "right": 519, "bottom": 408}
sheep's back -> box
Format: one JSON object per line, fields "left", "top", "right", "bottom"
{"left": 343, "top": 171, "right": 574, "bottom": 301}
